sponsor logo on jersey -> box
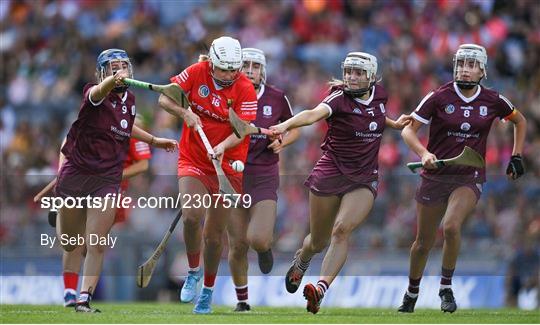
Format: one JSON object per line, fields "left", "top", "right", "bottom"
{"left": 369, "top": 122, "right": 378, "bottom": 131}
{"left": 460, "top": 122, "right": 471, "bottom": 131}
{"left": 263, "top": 105, "right": 272, "bottom": 117}
{"left": 198, "top": 85, "right": 210, "bottom": 98}
{"left": 353, "top": 107, "right": 362, "bottom": 114}
{"left": 445, "top": 104, "right": 455, "bottom": 114}
{"left": 120, "top": 119, "right": 128, "bottom": 129}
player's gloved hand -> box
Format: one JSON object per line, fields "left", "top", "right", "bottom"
{"left": 506, "top": 155, "right": 524, "bottom": 180}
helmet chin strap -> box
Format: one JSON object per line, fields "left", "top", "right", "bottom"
{"left": 456, "top": 76, "right": 483, "bottom": 90}
{"left": 344, "top": 81, "right": 375, "bottom": 97}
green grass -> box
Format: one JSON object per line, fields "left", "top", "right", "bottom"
{"left": 1, "top": 303, "right": 538, "bottom": 323}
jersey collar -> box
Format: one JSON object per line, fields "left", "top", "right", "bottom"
{"left": 353, "top": 86, "right": 375, "bottom": 106}
{"left": 257, "top": 84, "right": 265, "bottom": 100}
{"left": 453, "top": 82, "right": 481, "bottom": 103}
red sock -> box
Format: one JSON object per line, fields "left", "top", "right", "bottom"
{"left": 187, "top": 252, "right": 200, "bottom": 269}
{"left": 63, "top": 272, "right": 78, "bottom": 291}
{"left": 203, "top": 272, "right": 217, "bottom": 288}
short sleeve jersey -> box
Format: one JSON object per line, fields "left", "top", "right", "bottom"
{"left": 412, "top": 81, "right": 515, "bottom": 183}
{"left": 318, "top": 84, "right": 388, "bottom": 182}
{"left": 245, "top": 84, "right": 294, "bottom": 170}
{"left": 170, "top": 61, "right": 257, "bottom": 175}
{"left": 62, "top": 83, "right": 136, "bottom": 180}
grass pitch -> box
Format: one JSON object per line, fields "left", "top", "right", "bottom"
{"left": 1, "top": 303, "right": 538, "bottom": 323}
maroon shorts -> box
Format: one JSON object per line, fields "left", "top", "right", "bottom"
{"left": 55, "top": 160, "right": 120, "bottom": 199}
{"left": 415, "top": 176, "right": 482, "bottom": 206}
{"left": 243, "top": 164, "right": 279, "bottom": 205}
{"left": 304, "top": 157, "right": 377, "bottom": 199}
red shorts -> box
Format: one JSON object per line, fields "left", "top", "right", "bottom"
{"left": 415, "top": 177, "right": 482, "bottom": 206}
{"left": 178, "top": 161, "right": 243, "bottom": 195}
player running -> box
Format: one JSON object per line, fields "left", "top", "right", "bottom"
{"left": 271, "top": 52, "right": 411, "bottom": 314}
{"left": 397, "top": 44, "right": 527, "bottom": 313}
{"left": 48, "top": 117, "right": 152, "bottom": 307}
{"left": 227, "top": 48, "right": 300, "bottom": 312}
{"left": 158, "top": 36, "right": 257, "bottom": 314}
{"left": 55, "top": 49, "right": 177, "bottom": 313}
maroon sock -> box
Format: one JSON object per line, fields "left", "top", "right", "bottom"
{"left": 440, "top": 267, "right": 454, "bottom": 287}
{"left": 235, "top": 285, "right": 248, "bottom": 302}
{"left": 407, "top": 277, "right": 421, "bottom": 297}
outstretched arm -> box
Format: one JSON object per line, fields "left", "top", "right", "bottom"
{"left": 270, "top": 104, "right": 330, "bottom": 134}
{"left": 132, "top": 125, "right": 177, "bottom": 152}
{"left": 385, "top": 114, "right": 412, "bottom": 130}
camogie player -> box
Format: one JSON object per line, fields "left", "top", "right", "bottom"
{"left": 271, "top": 52, "right": 411, "bottom": 314}
{"left": 158, "top": 36, "right": 257, "bottom": 314}
{"left": 398, "top": 44, "right": 527, "bottom": 313}
{"left": 54, "top": 117, "right": 152, "bottom": 307}
{"left": 227, "top": 48, "right": 300, "bottom": 312}
{"left": 55, "top": 49, "right": 177, "bottom": 312}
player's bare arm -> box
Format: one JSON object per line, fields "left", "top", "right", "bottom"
{"left": 158, "top": 93, "right": 201, "bottom": 128}
{"left": 131, "top": 124, "right": 177, "bottom": 152}
{"left": 385, "top": 114, "right": 412, "bottom": 130}
{"left": 507, "top": 110, "right": 526, "bottom": 157}
{"left": 89, "top": 69, "right": 129, "bottom": 103}
{"left": 401, "top": 119, "right": 438, "bottom": 169}
{"left": 271, "top": 105, "right": 330, "bottom": 134}
{"left": 121, "top": 159, "right": 149, "bottom": 180}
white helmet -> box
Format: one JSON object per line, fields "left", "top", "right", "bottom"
{"left": 453, "top": 43, "right": 487, "bottom": 89}
{"left": 242, "top": 48, "right": 267, "bottom": 85}
{"left": 209, "top": 36, "right": 242, "bottom": 87}
{"left": 341, "top": 52, "right": 378, "bottom": 96}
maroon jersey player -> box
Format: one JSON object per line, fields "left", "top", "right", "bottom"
{"left": 398, "top": 44, "right": 527, "bottom": 313}
{"left": 226, "top": 48, "right": 300, "bottom": 312}
{"left": 55, "top": 49, "right": 177, "bottom": 313}
{"left": 271, "top": 52, "right": 411, "bottom": 314}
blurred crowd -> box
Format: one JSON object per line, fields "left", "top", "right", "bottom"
{"left": 1, "top": 0, "right": 539, "bottom": 271}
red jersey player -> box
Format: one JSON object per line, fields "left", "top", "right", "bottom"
{"left": 158, "top": 36, "right": 257, "bottom": 314}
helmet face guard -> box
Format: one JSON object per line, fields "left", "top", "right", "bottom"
{"left": 96, "top": 49, "right": 133, "bottom": 93}
{"left": 341, "top": 52, "right": 378, "bottom": 97}
{"left": 453, "top": 44, "right": 487, "bottom": 90}
{"left": 209, "top": 37, "right": 242, "bottom": 87}
{"left": 242, "top": 48, "right": 266, "bottom": 88}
